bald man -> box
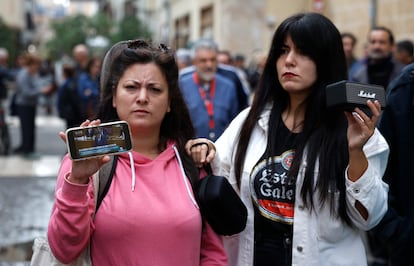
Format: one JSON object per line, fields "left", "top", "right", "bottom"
{"left": 72, "top": 44, "right": 90, "bottom": 73}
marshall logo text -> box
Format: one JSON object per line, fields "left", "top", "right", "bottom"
{"left": 357, "top": 90, "right": 376, "bottom": 99}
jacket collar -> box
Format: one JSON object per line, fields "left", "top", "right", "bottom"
{"left": 257, "top": 102, "right": 273, "bottom": 132}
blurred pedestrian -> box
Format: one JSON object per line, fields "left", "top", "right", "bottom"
{"left": 341, "top": 32, "right": 360, "bottom": 78}
{"left": 233, "top": 53, "right": 248, "bottom": 74}
{"left": 217, "top": 50, "right": 233, "bottom": 65}
{"left": 7, "top": 52, "right": 27, "bottom": 117}
{"left": 47, "top": 39, "right": 227, "bottom": 265}
{"left": 77, "top": 56, "right": 102, "bottom": 121}
{"left": 394, "top": 39, "right": 414, "bottom": 66}
{"left": 0, "top": 47, "right": 14, "bottom": 155}
{"left": 187, "top": 12, "right": 389, "bottom": 266}
{"left": 0, "top": 48, "right": 14, "bottom": 104}
{"left": 13, "top": 53, "right": 54, "bottom": 157}
{"left": 180, "top": 49, "right": 250, "bottom": 114}
{"left": 217, "top": 50, "right": 251, "bottom": 99}
{"left": 176, "top": 48, "right": 192, "bottom": 70}
{"left": 9, "top": 52, "right": 28, "bottom": 78}
{"left": 351, "top": 26, "right": 404, "bottom": 91}
{"left": 57, "top": 59, "right": 83, "bottom": 128}
{"left": 38, "top": 58, "right": 57, "bottom": 115}
{"left": 246, "top": 50, "right": 267, "bottom": 95}
{"left": 179, "top": 39, "right": 239, "bottom": 141}
{"left": 72, "top": 44, "right": 90, "bottom": 74}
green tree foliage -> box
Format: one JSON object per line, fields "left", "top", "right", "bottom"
{"left": 0, "top": 17, "right": 21, "bottom": 65}
{"left": 45, "top": 12, "right": 152, "bottom": 60}
{"left": 45, "top": 14, "right": 89, "bottom": 59}
{"left": 111, "top": 15, "right": 152, "bottom": 43}
{"left": 89, "top": 12, "right": 112, "bottom": 37}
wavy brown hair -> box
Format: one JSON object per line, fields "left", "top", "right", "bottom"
{"left": 98, "top": 39, "right": 199, "bottom": 185}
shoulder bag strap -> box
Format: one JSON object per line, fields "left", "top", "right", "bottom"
{"left": 96, "top": 155, "right": 118, "bottom": 211}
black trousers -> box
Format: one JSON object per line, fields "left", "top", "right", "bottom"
{"left": 254, "top": 231, "right": 292, "bottom": 266}
{"left": 16, "top": 104, "right": 36, "bottom": 153}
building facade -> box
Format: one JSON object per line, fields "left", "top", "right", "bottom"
{"left": 2, "top": 0, "right": 414, "bottom": 63}
{"left": 138, "top": 0, "right": 414, "bottom": 62}
{"left": 0, "top": 0, "right": 25, "bottom": 29}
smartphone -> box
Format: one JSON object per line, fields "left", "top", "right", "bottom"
{"left": 66, "top": 121, "right": 132, "bottom": 161}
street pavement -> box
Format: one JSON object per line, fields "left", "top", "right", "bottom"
{"left": 0, "top": 115, "right": 65, "bottom": 178}
{"left": 0, "top": 113, "right": 66, "bottom": 265}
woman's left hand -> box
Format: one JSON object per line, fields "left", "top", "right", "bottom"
{"left": 345, "top": 100, "right": 381, "bottom": 151}
{"left": 185, "top": 138, "right": 216, "bottom": 168}
{"left": 58, "top": 119, "right": 110, "bottom": 184}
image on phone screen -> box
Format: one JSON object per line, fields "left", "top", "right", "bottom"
{"left": 66, "top": 121, "right": 132, "bottom": 160}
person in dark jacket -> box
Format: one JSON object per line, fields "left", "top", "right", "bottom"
{"left": 350, "top": 26, "right": 404, "bottom": 92}
{"left": 0, "top": 47, "right": 14, "bottom": 101}
{"left": 57, "top": 61, "right": 83, "bottom": 128}
{"left": 369, "top": 62, "right": 414, "bottom": 265}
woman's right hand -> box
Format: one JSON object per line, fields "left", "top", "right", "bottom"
{"left": 185, "top": 138, "right": 216, "bottom": 168}
{"left": 59, "top": 119, "right": 110, "bottom": 184}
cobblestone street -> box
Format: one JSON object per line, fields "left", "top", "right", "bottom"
{"left": 0, "top": 115, "right": 65, "bottom": 264}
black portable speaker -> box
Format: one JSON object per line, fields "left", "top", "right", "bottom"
{"left": 326, "top": 80, "right": 386, "bottom": 115}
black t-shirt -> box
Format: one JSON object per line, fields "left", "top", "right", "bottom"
{"left": 250, "top": 118, "right": 298, "bottom": 266}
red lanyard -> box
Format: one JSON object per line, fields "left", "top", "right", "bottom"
{"left": 193, "top": 72, "right": 216, "bottom": 139}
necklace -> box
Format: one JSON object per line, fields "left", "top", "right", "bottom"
{"left": 282, "top": 113, "right": 304, "bottom": 133}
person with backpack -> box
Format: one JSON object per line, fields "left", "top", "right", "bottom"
{"left": 57, "top": 60, "right": 83, "bottom": 129}
{"left": 47, "top": 39, "right": 227, "bottom": 265}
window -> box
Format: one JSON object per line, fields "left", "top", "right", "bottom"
{"left": 200, "top": 5, "right": 213, "bottom": 39}
{"left": 174, "top": 14, "right": 190, "bottom": 48}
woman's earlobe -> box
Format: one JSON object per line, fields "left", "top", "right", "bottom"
{"left": 111, "top": 85, "right": 117, "bottom": 108}
{"left": 112, "top": 95, "right": 116, "bottom": 108}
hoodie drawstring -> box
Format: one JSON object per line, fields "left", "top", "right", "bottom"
{"left": 128, "top": 151, "right": 136, "bottom": 191}
{"left": 172, "top": 145, "right": 199, "bottom": 209}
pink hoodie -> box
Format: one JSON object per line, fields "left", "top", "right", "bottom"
{"left": 48, "top": 143, "right": 227, "bottom": 265}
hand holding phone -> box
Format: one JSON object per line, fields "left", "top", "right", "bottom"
{"left": 66, "top": 121, "right": 133, "bottom": 161}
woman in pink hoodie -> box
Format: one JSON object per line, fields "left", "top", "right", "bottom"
{"left": 47, "top": 39, "right": 227, "bottom": 265}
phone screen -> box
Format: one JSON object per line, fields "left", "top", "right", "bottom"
{"left": 66, "top": 121, "right": 132, "bottom": 160}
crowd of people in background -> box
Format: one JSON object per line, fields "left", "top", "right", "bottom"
{"left": 0, "top": 44, "right": 103, "bottom": 157}
{"left": 1, "top": 11, "right": 414, "bottom": 265}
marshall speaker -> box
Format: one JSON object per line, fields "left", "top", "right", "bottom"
{"left": 326, "top": 80, "right": 386, "bottom": 115}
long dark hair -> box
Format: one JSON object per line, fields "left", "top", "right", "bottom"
{"left": 98, "top": 39, "right": 199, "bottom": 185}
{"left": 234, "top": 13, "right": 351, "bottom": 224}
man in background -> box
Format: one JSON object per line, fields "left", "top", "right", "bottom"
{"left": 394, "top": 39, "right": 414, "bottom": 66}
{"left": 179, "top": 39, "right": 239, "bottom": 141}
{"left": 180, "top": 43, "right": 249, "bottom": 115}
{"left": 351, "top": 26, "right": 404, "bottom": 91}
{"left": 72, "top": 44, "right": 90, "bottom": 74}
